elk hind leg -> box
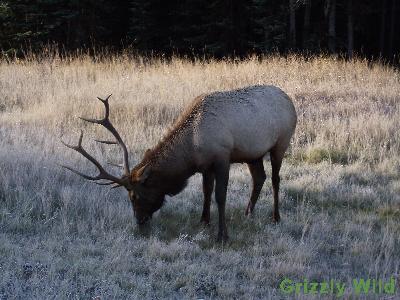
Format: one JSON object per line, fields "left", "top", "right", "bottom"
{"left": 270, "top": 148, "right": 284, "bottom": 223}
{"left": 245, "top": 159, "right": 266, "bottom": 216}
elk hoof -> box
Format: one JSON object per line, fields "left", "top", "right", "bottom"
{"left": 217, "top": 232, "right": 229, "bottom": 243}
{"left": 199, "top": 216, "right": 210, "bottom": 226}
{"left": 217, "top": 228, "right": 229, "bottom": 244}
{"left": 272, "top": 213, "right": 281, "bottom": 223}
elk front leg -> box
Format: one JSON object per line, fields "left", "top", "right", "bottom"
{"left": 214, "top": 160, "right": 230, "bottom": 242}
{"left": 201, "top": 170, "right": 215, "bottom": 225}
{"left": 245, "top": 159, "right": 266, "bottom": 216}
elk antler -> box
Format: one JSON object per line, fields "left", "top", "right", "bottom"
{"left": 79, "top": 94, "right": 130, "bottom": 176}
{"left": 61, "top": 95, "right": 131, "bottom": 188}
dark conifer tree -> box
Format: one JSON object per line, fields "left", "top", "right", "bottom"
{"left": 0, "top": 0, "right": 398, "bottom": 61}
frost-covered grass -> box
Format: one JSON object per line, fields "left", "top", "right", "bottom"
{"left": 0, "top": 55, "right": 399, "bottom": 299}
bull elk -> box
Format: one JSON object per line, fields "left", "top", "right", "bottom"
{"left": 62, "top": 85, "right": 297, "bottom": 241}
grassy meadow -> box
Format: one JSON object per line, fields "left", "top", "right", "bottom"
{"left": 0, "top": 54, "right": 400, "bottom": 299}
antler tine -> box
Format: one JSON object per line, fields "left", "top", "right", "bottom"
{"left": 94, "top": 180, "right": 123, "bottom": 189}
{"left": 78, "top": 95, "right": 111, "bottom": 124}
{"left": 61, "top": 165, "right": 99, "bottom": 181}
{"left": 107, "top": 162, "right": 125, "bottom": 168}
{"left": 111, "top": 183, "right": 123, "bottom": 189}
{"left": 60, "top": 131, "right": 127, "bottom": 186}
{"left": 97, "top": 94, "right": 112, "bottom": 102}
{"left": 79, "top": 94, "right": 130, "bottom": 176}
{"left": 95, "top": 139, "right": 118, "bottom": 145}
{"left": 93, "top": 181, "right": 116, "bottom": 186}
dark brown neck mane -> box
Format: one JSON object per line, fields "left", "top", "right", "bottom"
{"left": 132, "top": 96, "right": 206, "bottom": 196}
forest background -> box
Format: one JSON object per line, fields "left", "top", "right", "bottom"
{"left": 0, "top": 0, "right": 399, "bottom": 61}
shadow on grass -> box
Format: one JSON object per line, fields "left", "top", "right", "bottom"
{"left": 285, "top": 186, "right": 376, "bottom": 215}
{"left": 3, "top": 155, "right": 396, "bottom": 251}
{"left": 128, "top": 196, "right": 280, "bottom": 251}
{"left": 127, "top": 161, "right": 390, "bottom": 249}
{"left": 283, "top": 165, "right": 400, "bottom": 217}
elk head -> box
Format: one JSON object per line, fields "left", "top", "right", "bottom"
{"left": 61, "top": 95, "right": 163, "bottom": 225}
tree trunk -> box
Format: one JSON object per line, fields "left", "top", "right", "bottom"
{"left": 347, "top": 0, "right": 353, "bottom": 59}
{"left": 302, "top": 0, "right": 311, "bottom": 50}
{"left": 328, "top": 0, "right": 336, "bottom": 53}
{"left": 289, "top": 0, "right": 296, "bottom": 49}
{"left": 389, "top": 0, "right": 396, "bottom": 58}
{"left": 379, "top": 0, "right": 386, "bottom": 56}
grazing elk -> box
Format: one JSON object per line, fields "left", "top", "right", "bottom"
{"left": 62, "top": 85, "right": 297, "bottom": 241}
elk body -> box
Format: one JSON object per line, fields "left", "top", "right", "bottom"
{"left": 62, "top": 85, "right": 297, "bottom": 241}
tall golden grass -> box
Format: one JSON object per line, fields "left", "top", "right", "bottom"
{"left": 0, "top": 54, "right": 399, "bottom": 298}
{"left": 2, "top": 55, "right": 399, "bottom": 164}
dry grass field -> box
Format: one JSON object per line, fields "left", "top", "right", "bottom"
{"left": 1, "top": 54, "right": 400, "bottom": 299}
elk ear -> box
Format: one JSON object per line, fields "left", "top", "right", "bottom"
{"left": 135, "top": 164, "right": 151, "bottom": 184}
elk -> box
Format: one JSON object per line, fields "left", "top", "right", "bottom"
{"left": 62, "top": 85, "right": 297, "bottom": 241}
